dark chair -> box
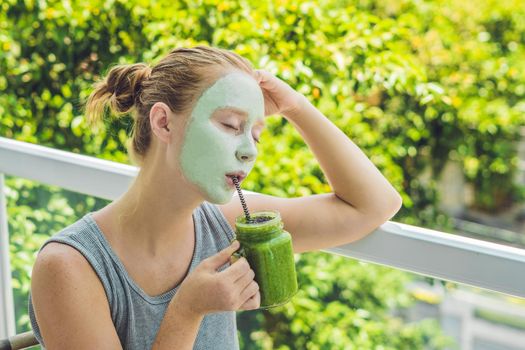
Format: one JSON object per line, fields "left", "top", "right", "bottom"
{"left": 0, "top": 331, "right": 39, "bottom": 350}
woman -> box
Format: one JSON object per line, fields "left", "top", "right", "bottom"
{"left": 28, "top": 46, "right": 402, "bottom": 349}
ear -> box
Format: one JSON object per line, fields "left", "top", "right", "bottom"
{"left": 149, "top": 102, "right": 172, "bottom": 144}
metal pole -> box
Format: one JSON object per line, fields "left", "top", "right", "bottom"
{"left": 0, "top": 173, "right": 16, "bottom": 338}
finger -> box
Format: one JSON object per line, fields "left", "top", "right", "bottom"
{"left": 254, "top": 69, "right": 270, "bottom": 84}
{"left": 220, "top": 256, "right": 250, "bottom": 281}
{"left": 239, "top": 289, "right": 261, "bottom": 311}
{"left": 205, "top": 240, "right": 240, "bottom": 270}
{"left": 234, "top": 267, "right": 255, "bottom": 288}
{"left": 239, "top": 281, "right": 259, "bottom": 303}
{"left": 254, "top": 69, "right": 263, "bottom": 84}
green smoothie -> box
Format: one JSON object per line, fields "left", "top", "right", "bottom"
{"left": 234, "top": 210, "right": 298, "bottom": 308}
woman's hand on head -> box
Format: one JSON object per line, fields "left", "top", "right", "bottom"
{"left": 254, "top": 69, "right": 306, "bottom": 118}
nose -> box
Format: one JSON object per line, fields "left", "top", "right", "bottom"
{"left": 236, "top": 149, "right": 256, "bottom": 162}
{"left": 237, "top": 153, "right": 255, "bottom": 162}
{"left": 235, "top": 140, "right": 257, "bottom": 163}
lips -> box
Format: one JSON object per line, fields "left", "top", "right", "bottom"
{"left": 225, "top": 171, "right": 246, "bottom": 182}
{"left": 225, "top": 171, "right": 246, "bottom": 188}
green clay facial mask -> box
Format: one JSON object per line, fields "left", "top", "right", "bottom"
{"left": 179, "top": 71, "right": 265, "bottom": 204}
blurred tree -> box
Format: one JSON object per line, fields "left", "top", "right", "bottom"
{"left": 2, "top": 0, "right": 524, "bottom": 348}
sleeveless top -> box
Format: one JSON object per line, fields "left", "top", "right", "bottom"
{"left": 28, "top": 201, "right": 239, "bottom": 350}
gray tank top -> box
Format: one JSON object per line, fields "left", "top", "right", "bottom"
{"left": 28, "top": 201, "right": 239, "bottom": 350}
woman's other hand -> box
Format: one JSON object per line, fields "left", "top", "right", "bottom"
{"left": 254, "top": 69, "right": 306, "bottom": 118}
{"left": 172, "top": 240, "right": 260, "bottom": 317}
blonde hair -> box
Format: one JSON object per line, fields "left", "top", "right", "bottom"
{"left": 83, "top": 45, "right": 255, "bottom": 166}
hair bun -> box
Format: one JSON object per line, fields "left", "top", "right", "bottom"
{"left": 103, "top": 63, "right": 151, "bottom": 114}
{"left": 136, "top": 65, "right": 152, "bottom": 84}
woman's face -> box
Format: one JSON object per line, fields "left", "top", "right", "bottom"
{"left": 179, "top": 70, "right": 265, "bottom": 204}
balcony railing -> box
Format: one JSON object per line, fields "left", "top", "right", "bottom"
{"left": 1, "top": 136, "right": 525, "bottom": 339}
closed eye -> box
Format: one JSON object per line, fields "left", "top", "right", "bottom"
{"left": 222, "top": 123, "right": 239, "bottom": 131}
{"left": 222, "top": 123, "right": 260, "bottom": 144}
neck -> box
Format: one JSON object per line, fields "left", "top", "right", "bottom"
{"left": 104, "top": 165, "right": 204, "bottom": 258}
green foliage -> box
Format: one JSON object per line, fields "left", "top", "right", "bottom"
{"left": 2, "top": 0, "right": 524, "bottom": 348}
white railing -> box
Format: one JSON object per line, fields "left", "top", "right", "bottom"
{"left": 1, "top": 136, "right": 525, "bottom": 338}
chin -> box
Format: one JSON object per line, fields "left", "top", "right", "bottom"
{"left": 205, "top": 190, "right": 233, "bottom": 205}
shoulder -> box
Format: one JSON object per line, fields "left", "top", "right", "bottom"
{"left": 34, "top": 241, "right": 93, "bottom": 273}
{"left": 31, "top": 242, "right": 121, "bottom": 348}
{"left": 32, "top": 242, "right": 107, "bottom": 304}
{"left": 31, "top": 213, "right": 104, "bottom": 292}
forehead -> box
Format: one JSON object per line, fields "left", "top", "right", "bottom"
{"left": 191, "top": 71, "right": 265, "bottom": 122}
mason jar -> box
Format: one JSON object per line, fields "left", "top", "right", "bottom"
{"left": 232, "top": 210, "right": 298, "bottom": 309}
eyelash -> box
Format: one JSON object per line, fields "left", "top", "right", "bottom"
{"left": 223, "top": 124, "right": 260, "bottom": 144}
